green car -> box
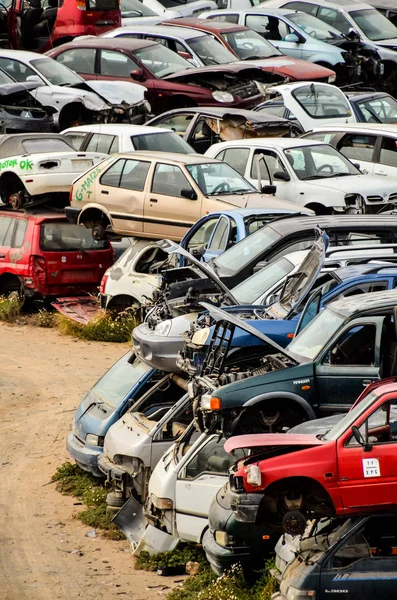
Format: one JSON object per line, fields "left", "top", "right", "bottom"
{"left": 193, "top": 289, "right": 397, "bottom": 436}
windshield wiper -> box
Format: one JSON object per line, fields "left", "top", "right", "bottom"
{"left": 244, "top": 55, "right": 266, "bottom": 60}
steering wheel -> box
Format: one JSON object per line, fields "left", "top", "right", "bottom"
{"left": 242, "top": 42, "right": 255, "bottom": 49}
{"left": 334, "top": 344, "right": 348, "bottom": 362}
{"left": 212, "top": 182, "right": 231, "bottom": 194}
{"left": 316, "top": 163, "right": 335, "bottom": 175}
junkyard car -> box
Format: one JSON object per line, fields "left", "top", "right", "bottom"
{"left": 103, "top": 23, "right": 336, "bottom": 82}
{"left": 61, "top": 123, "right": 194, "bottom": 154}
{"left": 200, "top": 8, "right": 374, "bottom": 85}
{"left": 369, "top": 0, "right": 397, "bottom": 27}
{"left": 0, "top": 51, "right": 149, "bottom": 130}
{"left": 302, "top": 123, "right": 397, "bottom": 179}
{"left": 147, "top": 106, "right": 301, "bottom": 154}
{"left": 66, "top": 152, "right": 300, "bottom": 241}
{"left": 48, "top": 38, "right": 278, "bottom": 115}
{"left": 205, "top": 137, "right": 397, "bottom": 213}
{"left": 0, "top": 212, "right": 113, "bottom": 302}
{"left": 273, "top": 513, "right": 397, "bottom": 599}
{"left": 0, "top": 133, "right": 107, "bottom": 210}
{"left": 163, "top": 18, "right": 337, "bottom": 82}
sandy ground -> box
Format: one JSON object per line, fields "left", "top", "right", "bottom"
{"left": 0, "top": 322, "right": 178, "bottom": 600}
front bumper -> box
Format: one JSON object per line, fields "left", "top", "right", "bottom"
{"left": 132, "top": 323, "right": 183, "bottom": 372}
{"left": 202, "top": 528, "right": 253, "bottom": 575}
{"left": 97, "top": 452, "right": 128, "bottom": 485}
{"left": 2, "top": 113, "right": 54, "bottom": 133}
{"left": 66, "top": 431, "right": 102, "bottom": 478}
{"left": 229, "top": 490, "right": 264, "bottom": 523}
{"left": 65, "top": 206, "right": 81, "bottom": 224}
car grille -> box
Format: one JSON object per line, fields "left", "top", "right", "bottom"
{"left": 367, "top": 195, "right": 384, "bottom": 202}
{"left": 228, "top": 80, "right": 259, "bottom": 99}
{"left": 389, "top": 193, "right": 397, "bottom": 202}
{"left": 366, "top": 193, "right": 397, "bottom": 203}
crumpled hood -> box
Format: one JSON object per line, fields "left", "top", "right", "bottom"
{"left": 376, "top": 38, "right": 397, "bottom": 49}
{"left": 232, "top": 58, "right": 334, "bottom": 80}
{"left": 31, "top": 84, "right": 110, "bottom": 111}
{"left": 305, "top": 174, "right": 397, "bottom": 196}
{"left": 103, "top": 412, "right": 150, "bottom": 460}
{"left": 225, "top": 432, "right": 325, "bottom": 453}
{"left": 84, "top": 80, "right": 147, "bottom": 105}
{"left": 164, "top": 65, "right": 272, "bottom": 84}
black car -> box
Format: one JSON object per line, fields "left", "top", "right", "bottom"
{"left": 274, "top": 514, "right": 397, "bottom": 600}
{"left": 146, "top": 106, "right": 301, "bottom": 153}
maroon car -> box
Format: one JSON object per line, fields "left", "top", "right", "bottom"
{"left": 47, "top": 38, "right": 283, "bottom": 114}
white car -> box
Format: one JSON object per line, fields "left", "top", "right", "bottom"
{"left": 302, "top": 124, "right": 397, "bottom": 180}
{"left": 0, "top": 51, "right": 148, "bottom": 131}
{"left": 0, "top": 133, "right": 106, "bottom": 209}
{"left": 120, "top": 0, "right": 182, "bottom": 25}
{"left": 205, "top": 137, "right": 397, "bottom": 213}
{"left": 142, "top": 0, "right": 216, "bottom": 19}
{"left": 61, "top": 123, "right": 195, "bottom": 154}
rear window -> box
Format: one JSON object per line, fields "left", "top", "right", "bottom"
{"left": 40, "top": 222, "right": 108, "bottom": 251}
{"left": 131, "top": 131, "right": 192, "bottom": 153}
{"left": 86, "top": 0, "right": 119, "bottom": 10}
{"left": 23, "top": 139, "right": 73, "bottom": 154}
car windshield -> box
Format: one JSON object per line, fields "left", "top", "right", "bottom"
{"left": 287, "top": 12, "right": 343, "bottom": 41}
{"left": 31, "top": 57, "right": 83, "bottom": 86}
{"left": 292, "top": 84, "right": 352, "bottom": 119}
{"left": 287, "top": 306, "right": 345, "bottom": 361}
{"left": 0, "top": 67, "right": 14, "bottom": 85}
{"left": 87, "top": 0, "right": 118, "bottom": 9}
{"left": 91, "top": 352, "right": 151, "bottom": 408}
{"left": 357, "top": 95, "right": 397, "bottom": 124}
{"left": 221, "top": 28, "right": 282, "bottom": 59}
{"left": 350, "top": 8, "right": 397, "bottom": 41}
{"left": 284, "top": 144, "right": 359, "bottom": 181}
{"left": 120, "top": 0, "right": 157, "bottom": 15}
{"left": 186, "top": 162, "right": 256, "bottom": 196}
{"left": 133, "top": 44, "right": 193, "bottom": 77}
{"left": 40, "top": 222, "right": 108, "bottom": 251}
{"left": 213, "top": 225, "right": 282, "bottom": 275}
{"left": 187, "top": 35, "right": 236, "bottom": 65}
{"left": 323, "top": 390, "right": 377, "bottom": 441}
{"left": 232, "top": 256, "right": 296, "bottom": 304}
{"left": 131, "top": 131, "right": 192, "bottom": 153}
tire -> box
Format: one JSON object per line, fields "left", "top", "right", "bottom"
{"left": 106, "top": 491, "right": 125, "bottom": 509}
{"left": 92, "top": 224, "right": 106, "bottom": 241}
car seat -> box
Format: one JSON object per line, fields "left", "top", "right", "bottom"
{"left": 31, "top": 0, "right": 58, "bottom": 43}
{"left": 21, "top": 0, "right": 43, "bottom": 48}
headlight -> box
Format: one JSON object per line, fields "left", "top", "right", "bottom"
{"left": 151, "top": 495, "right": 174, "bottom": 510}
{"left": 345, "top": 193, "right": 363, "bottom": 208}
{"left": 143, "top": 100, "right": 151, "bottom": 112}
{"left": 286, "top": 586, "right": 316, "bottom": 599}
{"left": 212, "top": 91, "right": 234, "bottom": 103}
{"left": 85, "top": 434, "right": 104, "bottom": 447}
{"left": 191, "top": 326, "right": 211, "bottom": 346}
{"left": 154, "top": 320, "right": 172, "bottom": 337}
{"left": 214, "top": 531, "right": 242, "bottom": 547}
{"left": 246, "top": 464, "right": 262, "bottom": 487}
{"left": 201, "top": 394, "right": 222, "bottom": 410}
{"left": 328, "top": 75, "right": 336, "bottom": 83}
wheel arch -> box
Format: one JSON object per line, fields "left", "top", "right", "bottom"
{"left": 242, "top": 392, "right": 316, "bottom": 421}
{"left": 263, "top": 475, "right": 335, "bottom": 512}
{"left": 78, "top": 204, "right": 114, "bottom": 229}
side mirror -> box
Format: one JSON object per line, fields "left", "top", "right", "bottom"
{"left": 284, "top": 33, "right": 300, "bottom": 43}
{"left": 261, "top": 184, "right": 277, "bottom": 195}
{"left": 273, "top": 170, "right": 291, "bottom": 182}
{"left": 181, "top": 188, "right": 198, "bottom": 200}
{"left": 353, "top": 162, "right": 361, "bottom": 171}
{"left": 130, "top": 68, "right": 146, "bottom": 82}
{"left": 26, "top": 74, "right": 43, "bottom": 85}
{"left": 191, "top": 245, "right": 206, "bottom": 259}
{"left": 352, "top": 425, "right": 372, "bottom": 451}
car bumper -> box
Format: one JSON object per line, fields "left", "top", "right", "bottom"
{"left": 66, "top": 431, "right": 102, "bottom": 478}
{"left": 202, "top": 528, "right": 253, "bottom": 575}
{"left": 65, "top": 206, "right": 81, "bottom": 224}
{"left": 97, "top": 452, "right": 128, "bottom": 485}
{"left": 229, "top": 490, "right": 264, "bottom": 523}
{"left": 22, "top": 173, "right": 86, "bottom": 196}
{"left": 132, "top": 323, "right": 183, "bottom": 372}
{"left": 3, "top": 115, "right": 54, "bottom": 133}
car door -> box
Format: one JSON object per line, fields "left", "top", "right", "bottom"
{"left": 144, "top": 161, "right": 202, "bottom": 239}
{"left": 174, "top": 435, "right": 232, "bottom": 542}
{"left": 249, "top": 148, "right": 296, "bottom": 201}
{"left": 53, "top": 47, "right": 97, "bottom": 81}
{"left": 99, "top": 157, "right": 151, "bottom": 235}
{"left": 97, "top": 48, "right": 142, "bottom": 83}
{"left": 337, "top": 396, "right": 397, "bottom": 509}
{"left": 315, "top": 317, "right": 384, "bottom": 413}
{"left": 204, "top": 215, "right": 238, "bottom": 261}
{"left": 371, "top": 136, "right": 397, "bottom": 179}
{"left": 244, "top": 13, "right": 303, "bottom": 59}
{"left": 188, "top": 117, "right": 221, "bottom": 154}
{"left": 0, "top": 215, "right": 15, "bottom": 280}
{"left": 180, "top": 214, "right": 220, "bottom": 262}
{"left": 148, "top": 112, "right": 196, "bottom": 143}
{"left": 335, "top": 132, "right": 378, "bottom": 176}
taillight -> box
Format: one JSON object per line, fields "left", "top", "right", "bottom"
{"left": 76, "top": 0, "right": 86, "bottom": 10}
{"left": 99, "top": 274, "right": 108, "bottom": 294}
{"left": 69, "top": 185, "right": 74, "bottom": 204}
{"left": 30, "top": 255, "right": 47, "bottom": 284}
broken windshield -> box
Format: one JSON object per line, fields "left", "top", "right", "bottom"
{"left": 287, "top": 307, "right": 344, "bottom": 361}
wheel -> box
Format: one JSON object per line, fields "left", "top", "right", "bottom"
{"left": 106, "top": 491, "right": 125, "bottom": 509}
{"left": 282, "top": 510, "right": 307, "bottom": 536}
{"left": 92, "top": 224, "right": 106, "bottom": 241}
{"left": 9, "top": 191, "right": 24, "bottom": 210}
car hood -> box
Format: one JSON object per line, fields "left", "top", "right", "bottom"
{"left": 376, "top": 38, "right": 397, "bottom": 49}
{"left": 233, "top": 58, "right": 334, "bottom": 79}
{"left": 200, "top": 301, "right": 301, "bottom": 365}
{"left": 201, "top": 192, "right": 306, "bottom": 212}
{"left": 224, "top": 433, "right": 325, "bottom": 454}
{"left": 305, "top": 174, "right": 397, "bottom": 194}
{"left": 83, "top": 80, "right": 147, "bottom": 105}
{"left": 266, "top": 228, "right": 328, "bottom": 320}
{"left": 164, "top": 64, "right": 281, "bottom": 85}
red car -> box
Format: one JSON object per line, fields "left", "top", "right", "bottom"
{"left": 47, "top": 38, "right": 282, "bottom": 114}
{"left": 225, "top": 379, "right": 397, "bottom": 536}
{"left": 0, "top": 211, "right": 113, "bottom": 302}
{"left": 164, "top": 18, "right": 336, "bottom": 83}
{"left": 8, "top": 0, "right": 121, "bottom": 53}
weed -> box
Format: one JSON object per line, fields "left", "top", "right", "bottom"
{"left": 57, "top": 309, "right": 137, "bottom": 343}
{"left": 77, "top": 504, "right": 125, "bottom": 540}
{"left": 28, "top": 309, "right": 57, "bottom": 328}
{"left": 0, "top": 294, "right": 22, "bottom": 322}
{"left": 135, "top": 547, "right": 207, "bottom": 572}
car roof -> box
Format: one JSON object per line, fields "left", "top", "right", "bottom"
{"left": 274, "top": 0, "right": 373, "bottom": 10}
{"left": 211, "top": 138, "right": 324, "bottom": 149}
{"left": 114, "top": 151, "right": 220, "bottom": 164}
{"left": 61, "top": 124, "right": 173, "bottom": 135}
{"left": 346, "top": 91, "right": 393, "bottom": 101}
{"left": 0, "top": 49, "right": 46, "bottom": 61}
{"left": 368, "top": 0, "right": 396, "bottom": 7}
{"left": 0, "top": 133, "right": 74, "bottom": 158}
{"left": 67, "top": 37, "right": 158, "bottom": 50}
{"left": 107, "top": 25, "right": 208, "bottom": 39}
{"left": 164, "top": 17, "right": 248, "bottom": 32}
{"left": 308, "top": 123, "right": 397, "bottom": 136}
{"left": 268, "top": 214, "right": 397, "bottom": 235}
{"left": 327, "top": 288, "right": 397, "bottom": 317}
{"left": 148, "top": 106, "right": 290, "bottom": 123}
{"left": 332, "top": 264, "right": 397, "bottom": 280}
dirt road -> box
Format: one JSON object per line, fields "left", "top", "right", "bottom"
{"left": 0, "top": 322, "right": 170, "bottom": 600}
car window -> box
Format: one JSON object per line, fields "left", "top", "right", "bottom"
{"left": 347, "top": 397, "right": 397, "bottom": 447}
{"left": 284, "top": 144, "right": 358, "bottom": 180}
{"left": 151, "top": 163, "right": 193, "bottom": 197}
{"left": 85, "top": 133, "right": 119, "bottom": 154}
{"left": 190, "top": 117, "right": 221, "bottom": 149}
{"left": 218, "top": 147, "right": 250, "bottom": 176}
{"left": 292, "top": 85, "right": 352, "bottom": 118}
{"left": 337, "top": 134, "right": 377, "bottom": 163}
{"left": 151, "top": 113, "right": 194, "bottom": 137}
{"left": 329, "top": 531, "right": 371, "bottom": 569}
{"left": 207, "top": 216, "right": 234, "bottom": 252}
{"left": 64, "top": 132, "right": 88, "bottom": 150}
{"left": 379, "top": 137, "right": 397, "bottom": 168}
{"left": 0, "top": 216, "right": 14, "bottom": 246}
{"left": 132, "top": 131, "right": 192, "bottom": 154}
{"left": 339, "top": 282, "right": 388, "bottom": 298}
{"left": 269, "top": 238, "right": 313, "bottom": 262}
{"left": 304, "top": 132, "right": 335, "bottom": 143}
{"left": 317, "top": 6, "right": 351, "bottom": 34}
{"left": 100, "top": 49, "right": 139, "bottom": 77}
{"left": 100, "top": 158, "right": 126, "bottom": 187}
{"left": 13, "top": 219, "right": 28, "bottom": 248}
{"left": 187, "top": 34, "right": 236, "bottom": 65}
{"left": 207, "top": 13, "right": 239, "bottom": 23}
{"left": 357, "top": 96, "right": 397, "bottom": 124}
{"left": 56, "top": 48, "right": 96, "bottom": 75}
{"left": 251, "top": 149, "right": 286, "bottom": 181}
{"left": 255, "top": 102, "right": 287, "bottom": 118}
{"left": 0, "top": 58, "right": 36, "bottom": 82}
{"left": 186, "top": 217, "right": 219, "bottom": 251}
{"left": 40, "top": 222, "right": 107, "bottom": 251}
{"left": 183, "top": 437, "right": 234, "bottom": 480}
{"left": 246, "top": 14, "right": 291, "bottom": 41}
{"left": 324, "top": 324, "right": 376, "bottom": 366}
{"left": 119, "top": 159, "right": 150, "bottom": 191}
{"left": 133, "top": 44, "right": 191, "bottom": 78}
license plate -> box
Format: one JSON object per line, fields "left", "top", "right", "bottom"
{"left": 72, "top": 160, "right": 92, "bottom": 170}
{"left": 62, "top": 270, "right": 95, "bottom": 282}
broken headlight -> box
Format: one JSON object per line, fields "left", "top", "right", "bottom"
{"left": 191, "top": 326, "right": 211, "bottom": 346}
{"left": 151, "top": 495, "right": 174, "bottom": 510}
{"left": 85, "top": 434, "right": 104, "bottom": 447}
{"left": 212, "top": 91, "right": 234, "bottom": 103}
{"left": 285, "top": 586, "right": 315, "bottom": 600}
{"left": 154, "top": 320, "right": 172, "bottom": 337}
{"left": 214, "top": 531, "right": 243, "bottom": 548}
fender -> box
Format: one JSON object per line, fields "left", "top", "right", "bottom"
{"left": 78, "top": 202, "right": 114, "bottom": 228}
{"left": 242, "top": 392, "right": 316, "bottom": 420}
{"left": 306, "top": 52, "right": 341, "bottom": 67}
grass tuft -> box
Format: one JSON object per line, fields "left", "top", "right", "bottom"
{"left": 28, "top": 309, "right": 57, "bottom": 328}
{"left": 0, "top": 294, "right": 23, "bottom": 322}
{"left": 135, "top": 547, "right": 207, "bottom": 572}
{"left": 57, "top": 309, "right": 137, "bottom": 343}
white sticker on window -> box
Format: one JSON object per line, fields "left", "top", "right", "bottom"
{"left": 362, "top": 458, "right": 380, "bottom": 478}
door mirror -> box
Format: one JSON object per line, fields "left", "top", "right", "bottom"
{"left": 181, "top": 188, "right": 197, "bottom": 200}
{"left": 352, "top": 425, "right": 372, "bottom": 451}
{"left": 261, "top": 184, "right": 277, "bottom": 195}
{"left": 284, "top": 33, "right": 300, "bottom": 43}
{"left": 273, "top": 170, "right": 291, "bottom": 182}
{"left": 130, "top": 68, "right": 146, "bottom": 82}
{"left": 26, "top": 74, "right": 44, "bottom": 85}
{"left": 353, "top": 162, "right": 361, "bottom": 171}
{"left": 191, "top": 244, "right": 206, "bottom": 259}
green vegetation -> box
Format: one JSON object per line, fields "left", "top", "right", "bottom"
{"left": 135, "top": 547, "right": 207, "bottom": 572}
{"left": 0, "top": 294, "right": 22, "bottom": 322}
{"left": 54, "top": 309, "right": 137, "bottom": 343}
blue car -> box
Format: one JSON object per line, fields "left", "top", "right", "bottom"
{"left": 67, "top": 352, "right": 158, "bottom": 476}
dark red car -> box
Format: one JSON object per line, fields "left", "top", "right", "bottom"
{"left": 0, "top": 211, "right": 113, "bottom": 302}
{"left": 8, "top": 0, "right": 121, "bottom": 53}
{"left": 225, "top": 379, "right": 397, "bottom": 536}
{"left": 47, "top": 38, "right": 283, "bottom": 114}
{"left": 164, "top": 18, "right": 336, "bottom": 83}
